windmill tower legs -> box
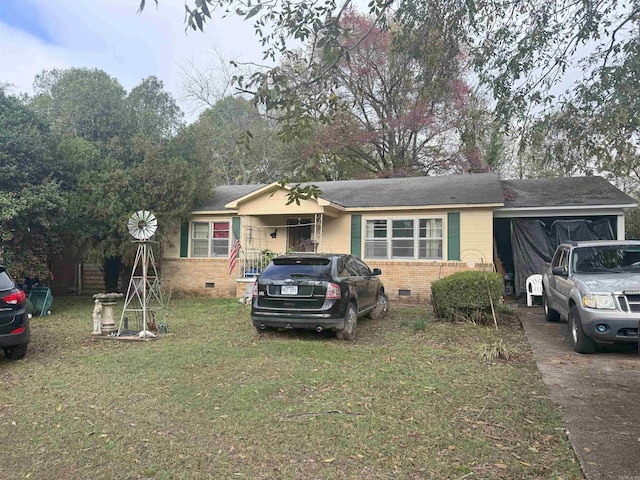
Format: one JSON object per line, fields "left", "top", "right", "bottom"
{"left": 117, "top": 241, "right": 165, "bottom": 337}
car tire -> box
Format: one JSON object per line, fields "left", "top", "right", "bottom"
{"left": 369, "top": 291, "right": 389, "bottom": 320}
{"left": 337, "top": 303, "right": 357, "bottom": 341}
{"left": 543, "top": 290, "right": 560, "bottom": 322}
{"left": 3, "top": 343, "right": 27, "bottom": 360}
{"left": 569, "top": 305, "right": 596, "bottom": 354}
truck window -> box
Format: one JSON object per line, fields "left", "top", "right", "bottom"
{"left": 552, "top": 247, "right": 568, "bottom": 270}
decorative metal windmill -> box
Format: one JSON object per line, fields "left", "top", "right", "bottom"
{"left": 117, "top": 210, "right": 165, "bottom": 337}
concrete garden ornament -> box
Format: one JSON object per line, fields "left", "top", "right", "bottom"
{"left": 92, "top": 299, "right": 103, "bottom": 335}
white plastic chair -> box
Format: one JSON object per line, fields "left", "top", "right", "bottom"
{"left": 526, "top": 274, "right": 543, "bottom": 307}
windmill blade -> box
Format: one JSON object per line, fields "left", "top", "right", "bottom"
{"left": 128, "top": 210, "right": 157, "bottom": 240}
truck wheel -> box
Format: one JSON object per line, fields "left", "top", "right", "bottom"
{"left": 543, "top": 291, "right": 560, "bottom": 322}
{"left": 569, "top": 305, "right": 596, "bottom": 354}
{"left": 337, "top": 303, "right": 357, "bottom": 341}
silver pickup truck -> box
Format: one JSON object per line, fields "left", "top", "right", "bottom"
{"left": 542, "top": 240, "right": 640, "bottom": 353}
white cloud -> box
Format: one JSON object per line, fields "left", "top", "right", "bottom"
{"left": 0, "top": 0, "right": 265, "bottom": 121}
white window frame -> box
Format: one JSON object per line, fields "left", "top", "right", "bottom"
{"left": 364, "top": 216, "right": 444, "bottom": 261}
{"left": 418, "top": 218, "right": 443, "bottom": 260}
{"left": 191, "top": 221, "right": 231, "bottom": 258}
{"left": 364, "top": 219, "right": 389, "bottom": 259}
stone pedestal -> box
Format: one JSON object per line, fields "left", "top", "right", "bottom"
{"left": 100, "top": 301, "right": 117, "bottom": 334}
{"left": 92, "top": 293, "right": 124, "bottom": 335}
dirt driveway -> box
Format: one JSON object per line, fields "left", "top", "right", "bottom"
{"left": 519, "top": 306, "right": 640, "bottom": 480}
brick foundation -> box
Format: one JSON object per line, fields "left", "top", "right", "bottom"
{"left": 162, "top": 257, "right": 493, "bottom": 303}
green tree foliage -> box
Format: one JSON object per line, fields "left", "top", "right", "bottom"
{"left": 0, "top": 90, "right": 67, "bottom": 280}
{"left": 27, "top": 68, "right": 211, "bottom": 290}
{"left": 127, "top": 76, "right": 184, "bottom": 141}
{"left": 32, "top": 68, "right": 129, "bottom": 143}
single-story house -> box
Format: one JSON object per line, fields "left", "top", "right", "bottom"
{"left": 161, "top": 172, "right": 637, "bottom": 301}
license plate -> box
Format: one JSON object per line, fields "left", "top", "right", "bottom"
{"left": 281, "top": 285, "right": 298, "bottom": 295}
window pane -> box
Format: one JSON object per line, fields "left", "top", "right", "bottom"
{"left": 392, "top": 219, "right": 413, "bottom": 237}
{"left": 366, "top": 219, "right": 387, "bottom": 238}
{"left": 419, "top": 239, "right": 442, "bottom": 259}
{"left": 211, "top": 222, "right": 230, "bottom": 256}
{"left": 212, "top": 239, "right": 229, "bottom": 257}
{"left": 192, "top": 239, "right": 209, "bottom": 257}
{"left": 419, "top": 218, "right": 443, "bottom": 259}
{"left": 192, "top": 223, "right": 209, "bottom": 239}
{"left": 392, "top": 239, "right": 414, "bottom": 258}
{"left": 365, "top": 220, "right": 387, "bottom": 259}
{"left": 420, "top": 218, "right": 442, "bottom": 238}
{"left": 213, "top": 222, "right": 230, "bottom": 239}
{"left": 365, "top": 240, "right": 387, "bottom": 259}
{"left": 391, "top": 220, "right": 414, "bottom": 258}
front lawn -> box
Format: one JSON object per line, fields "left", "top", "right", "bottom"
{"left": 0, "top": 297, "right": 581, "bottom": 479}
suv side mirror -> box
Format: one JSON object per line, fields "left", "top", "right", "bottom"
{"left": 372, "top": 268, "right": 382, "bottom": 276}
{"left": 552, "top": 266, "right": 567, "bottom": 277}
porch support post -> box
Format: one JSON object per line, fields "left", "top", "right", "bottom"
{"left": 617, "top": 214, "right": 625, "bottom": 240}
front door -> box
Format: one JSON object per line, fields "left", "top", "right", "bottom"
{"left": 287, "top": 218, "right": 314, "bottom": 252}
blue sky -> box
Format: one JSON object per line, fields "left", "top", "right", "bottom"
{"left": 0, "top": 0, "right": 58, "bottom": 45}
{"left": 0, "top": 0, "right": 264, "bottom": 120}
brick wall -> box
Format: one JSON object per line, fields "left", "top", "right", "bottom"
{"left": 162, "top": 258, "right": 237, "bottom": 297}
{"left": 366, "top": 260, "right": 495, "bottom": 303}
{"left": 163, "top": 257, "right": 493, "bottom": 303}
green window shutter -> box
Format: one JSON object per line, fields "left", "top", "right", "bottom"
{"left": 350, "top": 215, "right": 362, "bottom": 257}
{"left": 447, "top": 212, "right": 460, "bottom": 261}
{"left": 232, "top": 216, "right": 241, "bottom": 240}
{"left": 180, "top": 221, "right": 189, "bottom": 258}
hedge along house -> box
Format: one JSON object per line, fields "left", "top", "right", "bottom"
{"left": 160, "top": 172, "right": 636, "bottom": 301}
{"left": 162, "top": 173, "right": 505, "bottom": 302}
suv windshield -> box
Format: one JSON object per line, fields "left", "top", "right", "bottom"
{"left": 261, "top": 258, "right": 332, "bottom": 280}
{"left": 573, "top": 246, "right": 640, "bottom": 273}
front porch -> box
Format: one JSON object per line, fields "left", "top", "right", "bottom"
{"left": 237, "top": 213, "right": 324, "bottom": 279}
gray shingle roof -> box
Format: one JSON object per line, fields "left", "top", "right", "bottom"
{"left": 500, "top": 176, "right": 636, "bottom": 208}
{"left": 193, "top": 174, "right": 635, "bottom": 212}
{"left": 194, "top": 173, "right": 505, "bottom": 211}
{"left": 309, "top": 173, "right": 505, "bottom": 207}
{"left": 193, "top": 184, "right": 265, "bottom": 211}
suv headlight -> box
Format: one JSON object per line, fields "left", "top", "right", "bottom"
{"left": 583, "top": 294, "right": 616, "bottom": 310}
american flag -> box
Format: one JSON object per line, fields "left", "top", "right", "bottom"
{"left": 228, "top": 233, "right": 241, "bottom": 275}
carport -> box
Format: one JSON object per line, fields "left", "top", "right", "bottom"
{"left": 493, "top": 177, "right": 637, "bottom": 295}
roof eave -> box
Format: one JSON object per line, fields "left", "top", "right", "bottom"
{"left": 224, "top": 182, "right": 282, "bottom": 209}
{"left": 343, "top": 202, "right": 504, "bottom": 212}
{"left": 494, "top": 203, "right": 638, "bottom": 218}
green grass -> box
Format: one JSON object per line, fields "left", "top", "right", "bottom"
{"left": 0, "top": 297, "right": 581, "bottom": 480}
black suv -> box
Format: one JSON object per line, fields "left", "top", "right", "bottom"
{"left": 251, "top": 254, "right": 388, "bottom": 340}
{"left": 0, "top": 265, "right": 29, "bottom": 360}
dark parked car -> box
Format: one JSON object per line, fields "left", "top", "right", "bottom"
{"left": 0, "top": 265, "right": 29, "bottom": 360}
{"left": 251, "top": 253, "right": 388, "bottom": 340}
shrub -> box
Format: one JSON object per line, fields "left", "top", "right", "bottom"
{"left": 431, "top": 270, "right": 503, "bottom": 324}
{"left": 477, "top": 339, "right": 520, "bottom": 361}
{"left": 411, "top": 316, "right": 430, "bottom": 333}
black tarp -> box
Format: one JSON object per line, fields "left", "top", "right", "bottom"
{"left": 511, "top": 218, "right": 614, "bottom": 295}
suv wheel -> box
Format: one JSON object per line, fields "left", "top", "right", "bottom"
{"left": 337, "top": 303, "right": 357, "bottom": 341}
{"left": 543, "top": 290, "right": 560, "bottom": 322}
{"left": 569, "top": 305, "right": 596, "bottom": 354}
{"left": 3, "top": 343, "right": 27, "bottom": 360}
{"left": 369, "top": 291, "right": 389, "bottom": 320}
